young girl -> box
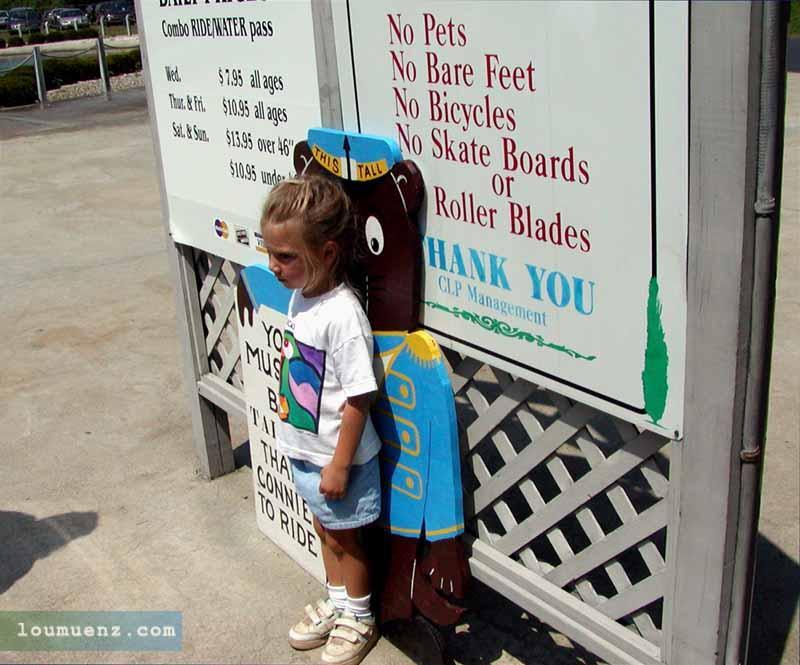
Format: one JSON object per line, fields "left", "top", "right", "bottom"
{"left": 261, "top": 175, "right": 381, "bottom": 665}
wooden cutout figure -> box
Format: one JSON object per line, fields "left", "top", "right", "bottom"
{"left": 295, "top": 128, "right": 470, "bottom": 626}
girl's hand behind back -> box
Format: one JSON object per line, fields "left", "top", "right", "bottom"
{"left": 319, "top": 462, "right": 350, "bottom": 500}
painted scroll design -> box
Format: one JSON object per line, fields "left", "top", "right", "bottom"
{"left": 423, "top": 300, "right": 597, "bottom": 362}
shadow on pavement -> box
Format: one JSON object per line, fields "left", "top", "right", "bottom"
{"left": 0, "top": 510, "right": 99, "bottom": 594}
{"left": 748, "top": 533, "right": 800, "bottom": 665}
{"left": 233, "top": 439, "right": 252, "bottom": 470}
{"left": 446, "top": 579, "right": 604, "bottom": 665}
{"left": 381, "top": 579, "right": 605, "bottom": 665}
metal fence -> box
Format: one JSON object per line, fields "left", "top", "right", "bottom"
{"left": 0, "top": 40, "right": 111, "bottom": 108}
{"left": 0, "top": 36, "right": 141, "bottom": 108}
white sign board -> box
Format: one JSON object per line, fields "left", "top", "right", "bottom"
{"left": 332, "top": 0, "right": 688, "bottom": 437}
{"left": 138, "top": 0, "right": 321, "bottom": 267}
{"left": 237, "top": 289, "right": 325, "bottom": 583}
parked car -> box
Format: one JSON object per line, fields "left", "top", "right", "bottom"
{"left": 0, "top": 10, "right": 10, "bottom": 30}
{"left": 95, "top": 1, "right": 133, "bottom": 26}
{"left": 8, "top": 7, "right": 41, "bottom": 33}
{"left": 42, "top": 8, "right": 63, "bottom": 30}
{"left": 56, "top": 8, "right": 90, "bottom": 29}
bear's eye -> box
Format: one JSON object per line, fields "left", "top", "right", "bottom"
{"left": 365, "top": 216, "right": 384, "bottom": 256}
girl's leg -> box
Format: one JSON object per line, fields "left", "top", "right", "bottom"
{"left": 314, "top": 516, "right": 343, "bottom": 587}
{"left": 324, "top": 527, "right": 370, "bottom": 599}
{"left": 288, "top": 517, "right": 343, "bottom": 650}
{"left": 319, "top": 527, "right": 379, "bottom": 663}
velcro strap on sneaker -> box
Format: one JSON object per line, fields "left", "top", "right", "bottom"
{"left": 332, "top": 616, "right": 371, "bottom": 640}
{"left": 303, "top": 604, "right": 320, "bottom": 625}
{"left": 316, "top": 599, "right": 335, "bottom": 618}
{"left": 330, "top": 626, "right": 363, "bottom": 644}
{"left": 305, "top": 600, "right": 335, "bottom": 626}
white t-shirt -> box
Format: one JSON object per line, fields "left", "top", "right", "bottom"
{"left": 275, "top": 283, "right": 381, "bottom": 467}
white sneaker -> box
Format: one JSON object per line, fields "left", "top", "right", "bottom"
{"left": 321, "top": 612, "right": 379, "bottom": 665}
{"left": 288, "top": 599, "right": 338, "bottom": 650}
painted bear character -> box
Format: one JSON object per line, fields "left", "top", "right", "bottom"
{"left": 294, "top": 129, "right": 470, "bottom": 626}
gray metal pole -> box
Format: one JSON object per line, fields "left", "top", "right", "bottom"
{"left": 100, "top": 16, "right": 106, "bottom": 40}
{"left": 32, "top": 46, "right": 47, "bottom": 110}
{"left": 96, "top": 37, "right": 112, "bottom": 101}
{"left": 125, "top": 14, "right": 132, "bottom": 36}
{"left": 724, "top": 2, "right": 788, "bottom": 664}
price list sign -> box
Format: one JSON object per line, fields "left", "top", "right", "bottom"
{"left": 332, "top": 1, "right": 689, "bottom": 436}
{"left": 139, "top": 0, "right": 321, "bottom": 266}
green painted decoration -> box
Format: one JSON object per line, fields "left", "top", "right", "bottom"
{"left": 642, "top": 277, "right": 669, "bottom": 422}
{"left": 424, "top": 301, "right": 596, "bottom": 362}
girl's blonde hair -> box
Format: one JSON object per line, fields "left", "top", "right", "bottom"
{"left": 261, "top": 175, "right": 356, "bottom": 296}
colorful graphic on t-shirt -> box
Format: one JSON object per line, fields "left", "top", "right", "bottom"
{"left": 278, "top": 330, "right": 326, "bottom": 434}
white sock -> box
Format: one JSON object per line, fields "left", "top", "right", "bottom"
{"left": 347, "top": 593, "right": 373, "bottom": 621}
{"left": 326, "top": 583, "right": 347, "bottom": 613}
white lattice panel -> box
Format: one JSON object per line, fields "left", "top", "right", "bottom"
{"left": 441, "top": 346, "right": 670, "bottom": 648}
{"left": 194, "top": 251, "right": 244, "bottom": 391}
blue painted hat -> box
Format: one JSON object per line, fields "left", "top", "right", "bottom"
{"left": 307, "top": 128, "right": 403, "bottom": 182}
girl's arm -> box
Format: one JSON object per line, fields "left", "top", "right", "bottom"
{"left": 319, "top": 392, "right": 373, "bottom": 500}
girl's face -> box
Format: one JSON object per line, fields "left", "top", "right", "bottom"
{"left": 263, "top": 219, "right": 308, "bottom": 290}
{"left": 262, "top": 218, "right": 338, "bottom": 294}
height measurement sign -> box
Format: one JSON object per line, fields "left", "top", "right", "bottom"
{"left": 237, "top": 267, "right": 325, "bottom": 582}
{"left": 139, "top": 1, "right": 321, "bottom": 267}
{"left": 333, "top": 1, "right": 688, "bottom": 436}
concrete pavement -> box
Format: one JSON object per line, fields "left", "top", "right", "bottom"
{"left": 0, "top": 90, "right": 602, "bottom": 665}
{"left": 0, "top": 73, "right": 797, "bottom": 665}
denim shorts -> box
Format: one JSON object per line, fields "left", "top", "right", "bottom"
{"left": 289, "top": 455, "right": 381, "bottom": 530}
